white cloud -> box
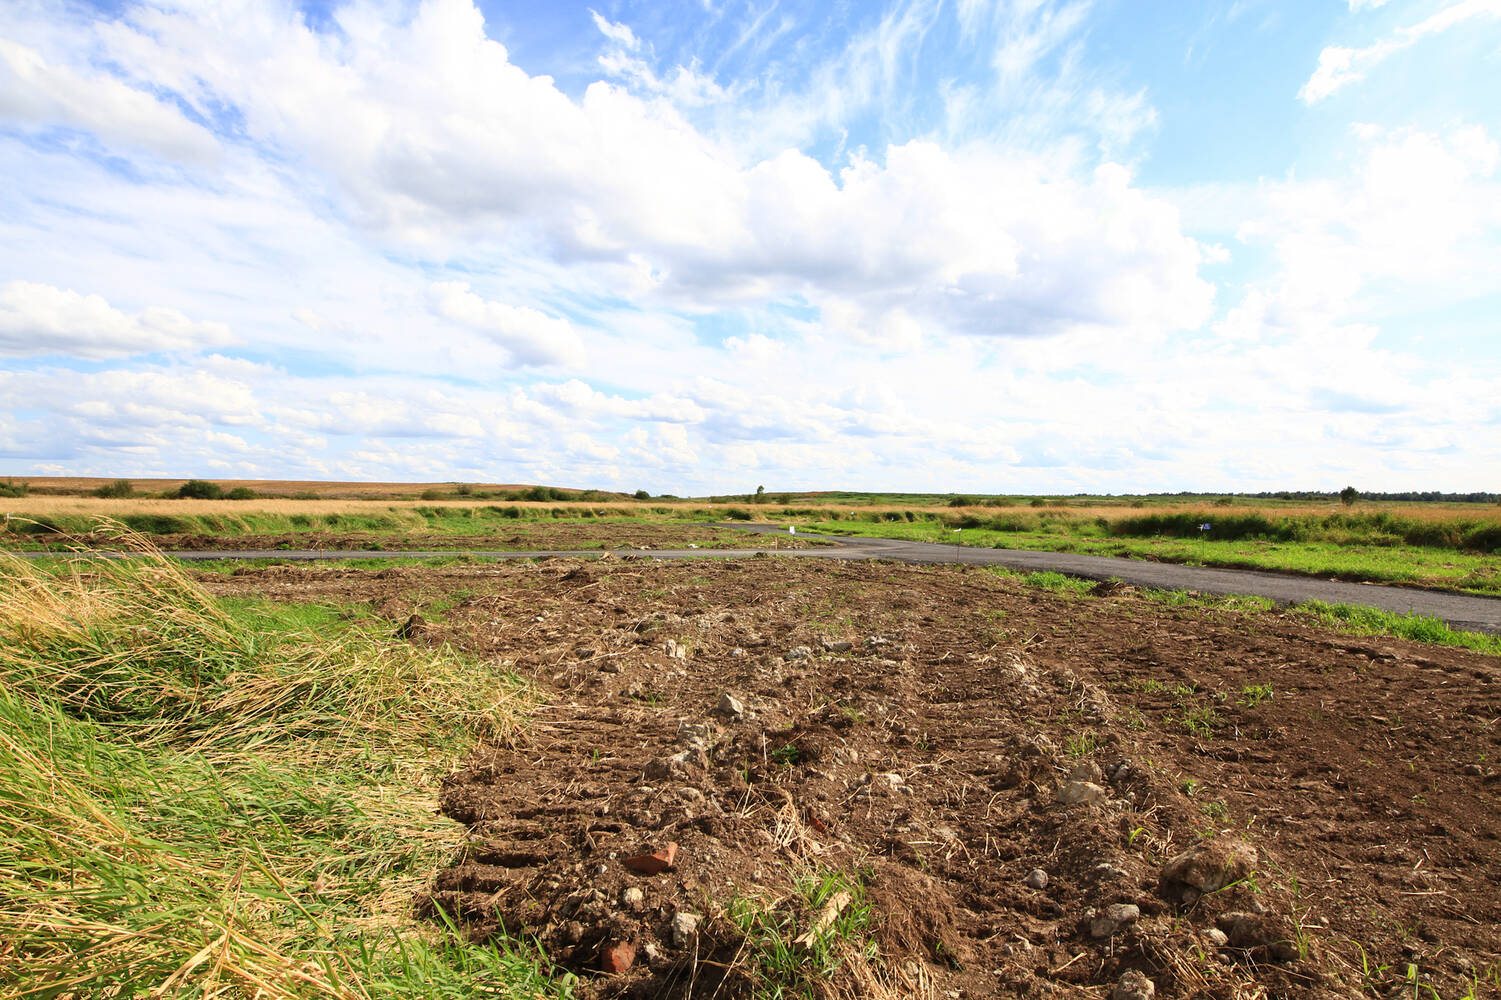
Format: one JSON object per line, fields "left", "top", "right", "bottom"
{"left": 68, "top": 0, "right": 1206, "bottom": 345}
{"left": 589, "top": 10, "right": 640, "bottom": 50}
{"left": 429, "top": 282, "right": 586, "bottom": 368}
{"left": 0, "top": 38, "right": 219, "bottom": 163}
{"left": 0, "top": 282, "right": 235, "bottom": 359}
{"left": 1301, "top": 0, "right": 1501, "bottom": 103}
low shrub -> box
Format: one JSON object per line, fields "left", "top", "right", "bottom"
{"left": 175, "top": 479, "right": 223, "bottom": 500}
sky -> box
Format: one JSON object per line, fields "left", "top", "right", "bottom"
{"left": 1, "top": 0, "right": 1498, "bottom": 495}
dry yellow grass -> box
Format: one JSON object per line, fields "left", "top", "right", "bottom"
{"left": 7, "top": 476, "right": 550, "bottom": 498}
{"left": 4, "top": 494, "right": 1497, "bottom": 529}
{"left": 1, "top": 495, "right": 624, "bottom": 516}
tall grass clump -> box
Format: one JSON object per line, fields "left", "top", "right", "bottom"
{"left": 0, "top": 524, "right": 568, "bottom": 999}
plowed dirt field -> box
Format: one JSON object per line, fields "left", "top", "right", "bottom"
{"left": 205, "top": 555, "right": 1501, "bottom": 1000}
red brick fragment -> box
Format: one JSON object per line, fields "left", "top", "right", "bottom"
{"left": 600, "top": 939, "right": 636, "bottom": 974}
{"left": 623, "top": 841, "right": 678, "bottom": 874}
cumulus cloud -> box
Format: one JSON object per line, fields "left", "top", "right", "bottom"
{"left": 74, "top": 0, "right": 1208, "bottom": 344}
{"left": 0, "top": 282, "right": 236, "bottom": 359}
{"left": 429, "top": 282, "right": 586, "bottom": 368}
{"left": 1301, "top": 0, "right": 1501, "bottom": 103}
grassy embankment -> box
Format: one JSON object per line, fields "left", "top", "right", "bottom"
{"left": 0, "top": 498, "right": 730, "bottom": 550}
{"left": 804, "top": 506, "right": 1501, "bottom": 596}
{"left": 0, "top": 529, "right": 569, "bottom": 998}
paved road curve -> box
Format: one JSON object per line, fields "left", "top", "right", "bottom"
{"left": 18, "top": 524, "right": 1501, "bottom": 634}
{"left": 720, "top": 524, "right": 1501, "bottom": 634}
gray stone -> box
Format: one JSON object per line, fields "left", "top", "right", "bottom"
{"left": 1069, "top": 759, "right": 1104, "bottom": 784}
{"left": 784, "top": 645, "right": 813, "bottom": 661}
{"left": 1104, "top": 903, "right": 1141, "bottom": 925}
{"left": 1204, "top": 927, "right": 1229, "bottom": 947}
{"left": 715, "top": 692, "right": 745, "bottom": 717}
{"left": 1025, "top": 868, "right": 1049, "bottom": 890}
{"left": 620, "top": 886, "right": 645, "bottom": 909}
{"left": 664, "top": 639, "right": 688, "bottom": 660}
{"left": 1059, "top": 780, "right": 1108, "bottom": 806}
{"left": 678, "top": 721, "right": 716, "bottom": 748}
{"left": 670, "top": 911, "right": 700, "bottom": 948}
{"left": 1110, "top": 970, "right": 1156, "bottom": 1000}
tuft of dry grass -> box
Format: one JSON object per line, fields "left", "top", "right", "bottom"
{"left": 0, "top": 524, "right": 565, "bottom": 999}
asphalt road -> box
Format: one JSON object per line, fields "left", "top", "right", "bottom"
{"left": 18, "top": 524, "right": 1501, "bottom": 634}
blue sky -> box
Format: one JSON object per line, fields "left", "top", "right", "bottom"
{"left": 1, "top": 0, "right": 1498, "bottom": 493}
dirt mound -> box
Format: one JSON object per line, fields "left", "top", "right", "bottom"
{"left": 205, "top": 557, "right": 1501, "bottom": 998}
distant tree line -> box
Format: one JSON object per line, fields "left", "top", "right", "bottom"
{"left": 1240, "top": 490, "right": 1500, "bottom": 504}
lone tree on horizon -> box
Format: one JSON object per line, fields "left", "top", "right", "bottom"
{"left": 1340, "top": 485, "right": 1358, "bottom": 506}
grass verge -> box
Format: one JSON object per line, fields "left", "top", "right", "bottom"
{"left": 1289, "top": 600, "right": 1501, "bottom": 656}
{"left": 0, "top": 526, "right": 570, "bottom": 999}
{"left": 808, "top": 520, "right": 1501, "bottom": 595}
{"left": 983, "top": 567, "right": 1501, "bottom": 657}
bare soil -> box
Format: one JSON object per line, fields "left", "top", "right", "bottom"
{"left": 204, "top": 556, "right": 1501, "bottom": 999}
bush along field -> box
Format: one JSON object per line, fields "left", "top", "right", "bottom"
{"left": 0, "top": 528, "right": 565, "bottom": 999}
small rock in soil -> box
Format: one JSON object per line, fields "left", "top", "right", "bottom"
{"left": 1205, "top": 927, "right": 1230, "bottom": 947}
{"left": 1069, "top": 759, "right": 1104, "bottom": 784}
{"left": 1058, "top": 780, "right": 1107, "bottom": 806}
{"left": 623, "top": 842, "right": 678, "bottom": 875}
{"left": 1090, "top": 903, "right": 1140, "bottom": 938}
{"left": 821, "top": 639, "right": 853, "bottom": 652}
{"left": 664, "top": 639, "right": 688, "bottom": 660}
{"left": 620, "top": 886, "right": 645, "bottom": 909}
{"left": 1158, "top": 839, "right": 1258, "bottom": 904}
{"left": 599, "top": 939, "right": 636, "bottom": 974}
{"left": 784, "top": 645, "right": 813, "bottom": 661}
{"left": 1025, "top": 868, "right": 1049, "bottom": 890}
{"left": 678, "top": 720, "right": 716, "bottom": 747}
{"left": 715, "top": 692, "right": 746, "bottom": 718}
{"left": 671, "top": 911, "right": 699, "bottom": 948}
{"left": 1111, "top": 969, "right": 1156, "bottom": 1000}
